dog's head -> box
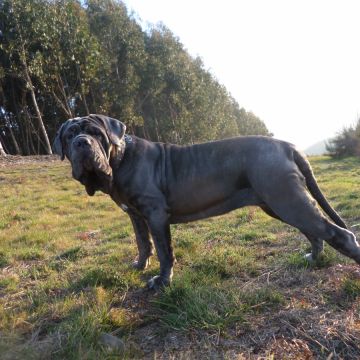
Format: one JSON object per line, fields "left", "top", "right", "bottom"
{"left": 53, "top": 114, "right": 126, "bottom": 196}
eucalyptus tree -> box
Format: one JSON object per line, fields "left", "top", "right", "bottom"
{"left": 28, "top": 0, "right": 103, "bottom": 123}
{"left": 142, "top": 25, "right": 240, "bottom": 144}
{"left": 1, "top": 0, "right": 53, "bottom": 154}
{"left": 233, "top": 105, "right": 272, "bottom": 136}
{"left": 0, "top": 0, "right": 271, "bottom": 154}
{"left": 86, "top": 0, "right": 146, "bottom": 131}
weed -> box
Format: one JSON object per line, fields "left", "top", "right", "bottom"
{"left": 343, "top": 276, "right": 360, "bottom": 298}
{"left": 0, "top": 274, "right": 19, "bottom": 291}
{"left": 0, "top": 251, "right": 9, "bottom": 268}
{"left": 153, "top": 282, "right": 244, "bottom": 331}
{"left": 52, "top": 304, "right": 110, "bottom": 359}
{"left": 153, "top": 281, "right": 284, "bottom": 332}
{"left": 16, "top": 248, "right": 45, "bottom": 261}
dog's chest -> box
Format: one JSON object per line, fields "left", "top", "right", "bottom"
{"left": 110, "top": 189, "right": 129, "bottom": 212}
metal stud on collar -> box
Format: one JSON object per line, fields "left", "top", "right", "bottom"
{"left": 124, "top": 134, "right": 133, "bottom": 144}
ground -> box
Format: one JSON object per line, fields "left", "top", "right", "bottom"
{"left": 0, "top": 155, "right": 359, "bottom": 359}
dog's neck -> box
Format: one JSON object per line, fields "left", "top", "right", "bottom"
{"left": 109, "top": 135, "right": 132, "bottom": 169}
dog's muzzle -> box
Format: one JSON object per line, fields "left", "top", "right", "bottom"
{"left": 71, "top": 135, "right": 92, "bottom": 152}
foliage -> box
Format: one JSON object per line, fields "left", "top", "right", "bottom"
{"left": 342, "top": 276, "right": 360, "bottom": 299}
{"left": 326, "top": 118, "right": 360, "bottom": 158}
{"left": 0, "top": 0, "right": 271, "bottom": 154}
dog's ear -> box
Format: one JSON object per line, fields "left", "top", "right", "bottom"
{"left": 89, "top": 114, "right": 126, "bottom": 146}
{"left": 53, "top": 120, "right": 70, "bottom": 160}
{"left": 53, "top": 118, "right": 78, "bottom": 160}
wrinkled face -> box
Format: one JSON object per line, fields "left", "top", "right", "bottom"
{"left": 53, "top": 115, "right": 126, "bottom": 196}
{"left": 62, "top": 119, "right": 109, "bottom": 159}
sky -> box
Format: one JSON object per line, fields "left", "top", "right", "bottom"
{"left": 123, "top": 0, "right": 360, "bottom": 149}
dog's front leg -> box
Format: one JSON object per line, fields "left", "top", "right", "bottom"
{"left": 128, "top": 210, "right": 154, "bottom": 270}
{"left": 144, "top": 208, "right": 175, "bottom": 290}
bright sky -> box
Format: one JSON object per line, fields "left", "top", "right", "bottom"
{"left": 124, "top": 0, "right": 360, "bottom": 149}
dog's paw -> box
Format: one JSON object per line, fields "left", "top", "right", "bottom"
{"left": 304, "top": 253, "right": 315, "bottom": 263}
{"left": 147, "top": 275, "right": 170, "bottom": 290}
{"left": 132, "top": 257, "right": 151, "bottom": 270}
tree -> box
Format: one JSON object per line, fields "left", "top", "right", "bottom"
{"left": 86, "top": 0, "right": 146, "bottom": 128}
{"left": 326, "top": 119, "right": 360, "bottom": 158}
{"left": 232, "top": 104, "right": 272, "bottom": 136}
{"left": 0, "top": 0, "right": 271, "bottom": 154}
{"left": 2, "top": 0, "right": 53, "bottom": 154}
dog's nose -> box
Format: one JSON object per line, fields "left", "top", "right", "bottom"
{"left": 73, "top": 136, "right": 91, "bottom": 148}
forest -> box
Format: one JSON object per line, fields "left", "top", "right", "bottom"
{"left": 0, "top": 0, "right": 271, "bottom": 155}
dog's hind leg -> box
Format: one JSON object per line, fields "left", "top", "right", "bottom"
{"left": 260, "top": 205, "right": 281, "bottom": 221}
{"left": 260, "top": 205, "right": 325, "bottom": 262}
{"left": 258, "top": 176, "right": 360, "bottom": 264}
{"left": 323, "top": 225, "right": 360, "bottom": 264}
{"left": 303, "top": 234, "right": 324, "bottom": 262}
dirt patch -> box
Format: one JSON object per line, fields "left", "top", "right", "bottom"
{"left": 0, "top": 155, "right": 60, "bottom": 167}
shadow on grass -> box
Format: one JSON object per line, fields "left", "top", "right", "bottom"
{"left": 72, "top": 267, "right": 129, "bottom": 291}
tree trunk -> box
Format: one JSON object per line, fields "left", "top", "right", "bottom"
{"left": 82, "top": 92, "right": 90, "bottom": 115}
{"left": 57, "top": 75, "right": 73, "bottom": 117}
{"left": 24, "top": 108, "right": 36, "bottom": 154}
{"left": 18, "top": 92, "right": 29, "bottom": 155}
{"left": 19, "top": 43, "right": 52, "bottom": 154}
{"left": 90, "top": 87, "right": 97, "bottom": 113}
{"left": 21, "top": 121, "right": 30, "bottom": 155}
{"left": 26, "top": 80, "right": 52, "bottom": 153}
{"left": 7, "top": 125, "right": 21, "bottom": 155}
{"left": 51, "top": 90, "right": 73, "bottom": 118}
{"left": 77, "top": 65, "right": 90, "bottom": 115}
{"left": 0, "top": 135, "right": 7, "bottom": 156}
{"left": 10, "top": 79, "right": 23, "bottom": 154}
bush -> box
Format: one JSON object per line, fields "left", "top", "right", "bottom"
{"left": 326, "top": 119, "right": 360, "bottom": 157}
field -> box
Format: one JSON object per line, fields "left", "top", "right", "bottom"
{"left": 0, "top": 155, "right": 360, "bottom": 359}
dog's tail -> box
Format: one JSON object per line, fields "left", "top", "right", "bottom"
{"left": 293, "top": 149, "right": 348, "bottom": 229}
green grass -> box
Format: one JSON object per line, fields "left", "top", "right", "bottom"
{"left": 153, "top": 280, "right": 284, "bottom": 331}
{"left": 286, "top": 244, "right": 343, "bottom": 269}
{"left": 74, "top": 267, "right": 129, "bottom": 290}
{"left": 343, "top": 276, "right": 360, "bottom": 298}
{"left": 0, "top": 250, "right": 9, "bottom": 267}
{"left": 0, "top": 156, "right": 360, "bottom": 358}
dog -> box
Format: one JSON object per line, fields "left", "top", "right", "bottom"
{"left": 53, "top": 114, "right": 360, "bottom": 289}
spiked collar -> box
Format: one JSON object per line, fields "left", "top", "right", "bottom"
{"left": 110, "top": 134, "right": 132, "bottom": 168}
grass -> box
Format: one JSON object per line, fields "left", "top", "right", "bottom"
{"left": 343, "top": 276, "right": 360, "bottom": 299}
{"left": 153, "top": 280, "right": 284, "bottom": 332}
{"left": 286, "top": 245, "right": 343, "bottom": 269}
{"left": 0, "top": 155, "right": 359, "bottom": 358}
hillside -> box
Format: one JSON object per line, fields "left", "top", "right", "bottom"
{"left": 304, "top": 140, "right": 329, "bottom": 156}
{"left": 0, "top": 156, "right": 360, "bottom": 358}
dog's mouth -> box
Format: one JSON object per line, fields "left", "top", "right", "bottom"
{"left": 77, "top": 171, "right": 111, "bottom": 196}
{"left": 70, "top": 141, "right": 113, "bottom": 196}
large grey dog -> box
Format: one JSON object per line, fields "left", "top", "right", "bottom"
{"left": 53, "top": 114, "right": 360, "bottom": 289}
